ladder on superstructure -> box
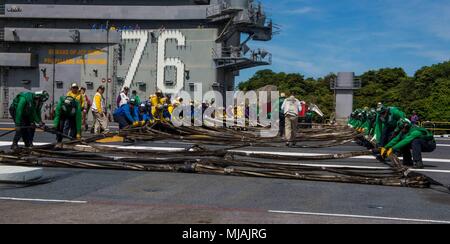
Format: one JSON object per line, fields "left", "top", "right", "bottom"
{"left": 0, "top": 0, "right": 7, "bottom": 118}
{"left": 2, "top": 70, "right": 9, "bottom": 119}
{"left": 0, "top": 0, "right": 5, "bottom": 16}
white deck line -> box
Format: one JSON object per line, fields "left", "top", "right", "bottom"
{"left": 268, "top": 210, "right": 450, "bottom": 224}
{"left": 0, "top": 197, "right": 87, "bottom": 204}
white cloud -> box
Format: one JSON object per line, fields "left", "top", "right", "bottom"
{"left": 294, "top": 60, "right": 323, "bottom": 74}
{"left": 379, "top": 0, "right": 450, "bottom": 41}
{"left": 284, "top": 7, "right": 315, "bottom": 15}
{"left": 415, "top": 50, "right": 450, "bottom": 62}
{"left": 239, "top": 0, "right": 450, "bottom": 80}
{"left": 430, "top": 25, "right": 450, "bottom": 42}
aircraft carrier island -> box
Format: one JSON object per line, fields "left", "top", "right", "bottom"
{"left": 0, "top": 0, "right": 272, "bottom": 118}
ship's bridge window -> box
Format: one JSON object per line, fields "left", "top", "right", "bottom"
{"left": 212, "top": 82, "right": 221, "bottom": 91}
{"left": 136, "top": 81, "right": 146, "bottom": 92}
{"left": 56, "top": 81, "right": 64, "bottom": 89}
{"left": 164, "top": 80, "right": 174, "bottom": 87}
{"left": 194, "top": 0, "right": 210, "bottom": 4}
{"left": 189, "top": 82, "right": 196, "bottom": 92}
{"left": 85, "top": 81, "right": 94, "bottom": 90}
{"left": 21, "top": 80, "right": 31, "bottom": 85}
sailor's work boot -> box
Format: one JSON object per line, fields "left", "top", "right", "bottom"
{"left": 10, "top": 144, "right": 19, "bottom": 151}
{"left": 413, "top": 161, "right": 424, "bottom": 169}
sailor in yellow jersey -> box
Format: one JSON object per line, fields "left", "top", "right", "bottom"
{"left": 150, "top": 89, "right": 165, "bottom": 121}
{"left": 66, "top": 83, "right": 85, "bottom": 109}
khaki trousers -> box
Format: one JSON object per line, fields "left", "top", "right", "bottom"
{"left": 93, "top": 112, "right": 108, "bottom": 134}
{"left": 284, "top": 115, "right": 298, "bottom": 142}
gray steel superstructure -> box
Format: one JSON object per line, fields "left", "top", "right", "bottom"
{"left": 0, "top": 0, "right": 272, "bottom": 119}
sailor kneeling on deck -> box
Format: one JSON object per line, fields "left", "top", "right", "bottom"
{"left": 54, "top": 95, "right": 82, "bottom": 142}
{"left": 113, "top": 98, "right": 140, "bottom": 130}
{"left": 380, "top": 118, "right": 436, "bottom": 169}
{"left": 9, "top": 91, "right": 48, "bottom": 150}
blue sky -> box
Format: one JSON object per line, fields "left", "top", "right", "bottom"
{"left": 237, "top": 0, "right": 450, "bottom": 83}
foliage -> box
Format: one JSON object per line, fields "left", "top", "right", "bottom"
{"left": 238, "top": 61, "right": 450, "bottom": 121}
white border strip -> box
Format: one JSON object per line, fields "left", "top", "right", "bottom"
{"left": 0, "top": 197, "right": 87, "bottom": 204}
{"left": 0, "top": 142, "right": 49, "bottom": 147}
{"left": 269, "top": 210, "right": 450, "bottom": 224}
{"left": 231, "top": 150, "right": 450, "bottom": 163}
{"left": 437, "top": 144, "right": 450, "bottom": 147}
{"left": 0, "top": 141, "right": 450, "bottom": 170}
{"left": 266, "top": 163, "right": 450, "bottom": 174}
{"left": 435, "top": 135, "right": 450, "bottom": 138}
{"left": 409, "top": 169, "right": 450, "bottom": 173}
{"left": 100, "top": 145, "right": 185, "bottom": 152}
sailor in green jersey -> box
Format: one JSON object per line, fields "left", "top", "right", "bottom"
{"left": 381, "top": 118, "right": 436, "bottom": 169}
{"left": 348, "top": 111, "right": 357, "bottom": 127}
{"left": 363, "top": 108, "right": 377, "bottom": 136}
{"left": 9, "top": 91, "right": 49, "bottom": 150}
{"left": 374, "top": 105, "right": 406, "bottom": 147}
{"left": 357, "top": 109, "right": 368, "bottom": 133}
{"left": 348, "top": 109, "right": 363, "bottom": 128}
{"left": 54, "top": 96, "right": 82, "bottom": 142}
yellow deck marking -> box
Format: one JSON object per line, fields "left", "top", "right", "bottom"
{"left": 0, "top": 128, "right": 44, "bottom": 132}
{"left": 96, "top": 136, "right": 124, "bottom": 143}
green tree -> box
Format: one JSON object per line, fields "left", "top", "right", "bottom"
{"left": 239, "top": 71, "right": 334, "bottom": 119}
{"left": 238, "top": 60, "right": 450, "bottom": 121}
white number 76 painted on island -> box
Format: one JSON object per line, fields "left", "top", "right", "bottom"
{"left": 121, "top": 30, "right": 186, "bottom": 94}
